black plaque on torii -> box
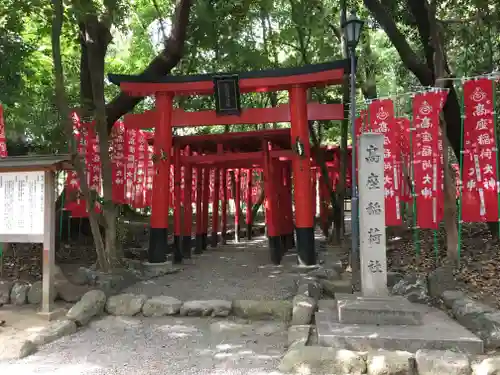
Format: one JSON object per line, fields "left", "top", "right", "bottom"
{"left": 213, "top": 75, "right": 241, "bottom": 116}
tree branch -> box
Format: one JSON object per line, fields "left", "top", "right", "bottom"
{"left": 406, "top": 0, "right": 434, "bottom": 76}
{"left": 105, "top": 0, "right": 192, "bottom": 130}
{"left": 363, "top": 0, "right": 433, "bottom": 84}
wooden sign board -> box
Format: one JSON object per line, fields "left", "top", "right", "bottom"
{"left": 0, "top": 169, "right": 57, "bottom": 319}
{"left": 0, "top": 171, "right": 45, "bottom": 242}
{"left": 213, "top": 75, "right": 241, "bottom": 116}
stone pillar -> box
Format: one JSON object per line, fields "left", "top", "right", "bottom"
{"left": 358, "top": 133, "right": 388, "bottom": 297}
{"left": 148, "top": 93, "right": 173, "bottom": 263}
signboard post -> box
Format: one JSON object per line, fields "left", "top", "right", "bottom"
{"left": 0, "top": 155, "right": 69, "bottom": 320}
{"left": 42, "top": 171, "right": 56, "bottom": 317}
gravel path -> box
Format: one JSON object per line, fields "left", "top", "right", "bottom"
{"left": 0, "top": 315, "right": 287, "bottom": 375}
{"left": 124, "top": 236, "right": 298, "bottom": 301}
{"left": 0, "top": 235, "right": 306, "bottom": 374}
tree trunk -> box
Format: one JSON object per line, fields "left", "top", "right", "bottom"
{"left": 51, "top": 0, "right": 109, "bottom": 271}
{"left": 428, "top": 0, "right": 459, "bottom": 263}
{"left": 83, "top": 12, "right": 120, "bottom": 269}
{"left": 251, "top": 185, "right": 265, "bottom": 223}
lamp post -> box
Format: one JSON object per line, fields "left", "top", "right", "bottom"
{"left": 341, "top": 11, "right": 364, "bottom": 280}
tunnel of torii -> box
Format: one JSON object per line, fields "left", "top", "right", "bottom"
{"left": 109, "top": 59, "right": 348, "bottom": 266}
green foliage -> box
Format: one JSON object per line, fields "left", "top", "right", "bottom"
{"left": 3, "top": 0, "right": 500, "bottom": 149}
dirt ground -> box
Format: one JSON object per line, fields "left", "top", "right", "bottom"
{"left": 2, "top": 213, "right": 500, "bottom": 309}
{"left": 386, "top": 222, "right": 500, "bottom": 308}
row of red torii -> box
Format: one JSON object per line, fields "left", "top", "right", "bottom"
{"left": 109, "top": 60, "right": 348, "bottom": 265}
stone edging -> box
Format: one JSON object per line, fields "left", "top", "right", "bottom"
{"left": 0, "top": 289, "right": 294, "bottom": 360}
{"left": 1, "top": 260, "right": 322, "bottom": 361}
{"left": 279, "top": 346, "right": 500, "bottom": 375}
{"left": 389, "top": 268, "right": 500, "bottom": 351}
{"left": 4, "top": 267, "right": 500, "bottom": 375}
{"left": 0, "top": 264, "right": 144, "bottom": 309}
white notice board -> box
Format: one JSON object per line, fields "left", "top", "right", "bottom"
{"left": 0, "top": 171, "right": 45, "bottom": 235}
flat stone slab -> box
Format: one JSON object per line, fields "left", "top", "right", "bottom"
{"left": 337, "top": 296, "right": 423, "bottom": 326}
{"left": 141, "top": 261, "right": 176, "bottom": 278}
{"left": 316, "top": 302, "right": 484, "bottom": 354}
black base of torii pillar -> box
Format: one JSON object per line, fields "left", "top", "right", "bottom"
{"left": 148, "top": 228, "right": 168, "bottom": 263}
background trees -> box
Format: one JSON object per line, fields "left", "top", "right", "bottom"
{"left": 2, "top": 0, "right": 499, "bottom": 267}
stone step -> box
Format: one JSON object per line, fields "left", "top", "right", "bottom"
{"left": 337, "top": 296, "right": 423, "bottom": 326}
{"left": 315, "top": 308, "right": 484, "bottom": 354}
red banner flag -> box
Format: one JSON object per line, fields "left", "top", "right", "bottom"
{"left": 132, "top": 130, "right": 147, "bottom": 208}
{"left": 65, "top": 112, "right": 87, "bottom": 216}
{"left": 0, "top": 105, "right": 7, "bottom": 157}
{"left": 124, "top": 129, "right": 137, "bottom": 207}
{"left": 111, "top": 123, "right": 126, "bottom": 204}
{"left": 83, "top": 124, "right": 102, "bottom": 214}
{"left": 461, "top": 78, "right": 499, "bottom": 222}
{"left": 170, "top": 163, "right": 175, "bottom": 205}
{"left": 412, "top": 91, "right": 447, "bottom": 229}
{"left": 368, "top": 99, "right": 402, "bottom": 226}
{"left": 145, "top": 144, "right": 154, "bottom": 207}
{"left": 396, "top": 117, "right": 412, "bottom": 203}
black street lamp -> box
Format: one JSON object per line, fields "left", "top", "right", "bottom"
{"left": 341, "top": 10, "right": 364, "bottom": 280}
{"left": 342, "top": 11, "right": 364, "bottom": 49}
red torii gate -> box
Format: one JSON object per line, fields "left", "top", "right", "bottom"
{"left": 109, "top": 59, "right": 347, "bottom": 266}
{"left": 173, "top": 129, "right": 295, "bottom": 264}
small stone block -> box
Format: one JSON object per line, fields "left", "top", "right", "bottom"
{"left": 321, "top": 279, "right": 353, "bottom": 297}
{"left": 415, "top": 349, "right": 471, "bottom": 375}
{"left": 338, "top": 297, "right": 423, "bottom": 326}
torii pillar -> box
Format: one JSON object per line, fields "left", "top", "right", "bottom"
{"left": 289, "top": 86, "right": 316, "bottom": 265}
{"left": 173, "top": 144, "right": 182, "bottom": 263}
{"left": 148, "top": 93, "right": 173, "bottom": 263}
{"left": 182, "top": 146, "right": 193, "bottom": 258}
